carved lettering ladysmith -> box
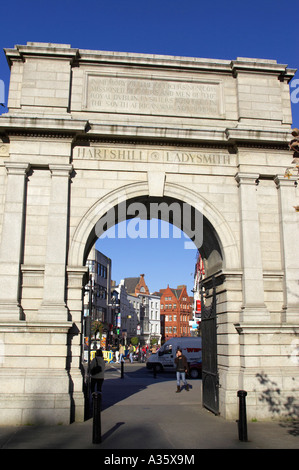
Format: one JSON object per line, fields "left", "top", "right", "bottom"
{"left": 74, "top": 146, "right": 231, "bottom": 165}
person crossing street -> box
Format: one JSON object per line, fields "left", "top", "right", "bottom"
{"left": 174, "top": 347, "right": 189, "bottom": 393}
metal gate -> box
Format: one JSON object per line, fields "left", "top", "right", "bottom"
{"left": 200, "top": 275, "right": 220, "bottom": 415}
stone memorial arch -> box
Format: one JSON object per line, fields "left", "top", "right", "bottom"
{"left": 0, "top": 43, "right": 298, "bottom": 425}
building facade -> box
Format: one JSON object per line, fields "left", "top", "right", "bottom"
{"left": 127, "top": 292, "right": 141, "bottom": 339}
{"left": 124, "top": 275, "right": 151, "bottom": 344}
{"left": 148, "top": 294, "right": 161, "bottom": 344}
{"left": 85, "top": 246, "right": 112, "bottom": 324}
{"left": 192, "top": 251, "right": 205, "bottom": 332}
{"left": 160, "top": 285, "right": 193, "bottom": 342}
{"left": 123, "top": 274, "right": 161, "bottom": 345}
{"left": 114, "top": 279, "right": 136, "bottom": 344}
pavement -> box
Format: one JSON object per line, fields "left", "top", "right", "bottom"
{"left": 0, "top": 362, "right": 298, "bottom": 453}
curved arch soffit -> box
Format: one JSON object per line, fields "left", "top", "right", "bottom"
{"left": 68, "top": 181, "right": 239, "bottom": 272}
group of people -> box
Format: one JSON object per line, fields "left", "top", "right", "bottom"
{"left": 88, "top": 343, "right": 148, "bottom": 393}
{"left": 89, "top": 345, "right": 191, "bottom": 395}
{"left": 107, "top": 343, "right": 154, "bottom": 363}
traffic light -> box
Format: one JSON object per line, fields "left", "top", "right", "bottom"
{"left": 84, "top": 316, "right": 91, "bottom": 337}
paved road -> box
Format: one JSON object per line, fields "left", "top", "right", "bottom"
{"left": 0, "top": 362, "right": 298, "bottom": 451}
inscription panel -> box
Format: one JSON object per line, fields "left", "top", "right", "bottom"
{"left": 74, "top": 146, "right": 232, "bottom": 166}
{"left": 85, "top": 74, "right": 223, "bottom": 118}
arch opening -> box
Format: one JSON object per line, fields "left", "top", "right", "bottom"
{"left": 69, "top": 186, "right": 240, "bottom": 420}
{"left": 82, "top": 195, "right": 223, "bottom": 278}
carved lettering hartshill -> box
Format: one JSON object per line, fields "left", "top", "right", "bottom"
{"left": 86, "top": 75, "right": 221, "bottom": 117}
{"left": 73, "top": 146, "right": 232, "bottom": 165}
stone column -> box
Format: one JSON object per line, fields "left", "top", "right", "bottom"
{"left": 38, "top": 164, "right": 73, "bottom": 321}
{"left": 66, "top": 265, "right": 89, "bottom": 422}
{"left": 0, "top": 162, "right": 30, "bottom": 320}
{"left": 274, "top": 175, "right": 299, "bottom": 322}
{"left": 235, "top": 173, "right": 269, "bottom": 322}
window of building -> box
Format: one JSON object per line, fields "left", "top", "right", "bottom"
{"left": 98, "top": 286, "right": 107, "bottom": 299}
{"left": 86, "top": 260, "right": 95, "bottom": 273}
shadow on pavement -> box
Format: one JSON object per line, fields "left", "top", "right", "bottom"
{"left": 100, "top": 362, "right": 198, "bottom": 412}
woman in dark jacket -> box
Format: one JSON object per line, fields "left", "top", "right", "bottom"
{"left": 174, "top": 348, "right": 189, "bottom": 393}
{"left": 89, "top": 349, "right": 105, "bottom": 393}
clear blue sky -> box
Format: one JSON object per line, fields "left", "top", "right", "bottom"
{"left": 96, "top": 220, "right": 198, "bottom": 294}
{"left": 0, "top": 0, "right": 298, "bottom": 294}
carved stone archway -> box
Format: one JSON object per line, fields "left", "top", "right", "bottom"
{"left": 0, "top": 43, "right": 298, "bottom": 424}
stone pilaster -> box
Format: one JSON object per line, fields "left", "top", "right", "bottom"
{"left": 38, "top": 164, "right": 73, "bottom": 321}
{"left": 235, "top": 173, "right": 270, "bottom": 322}
{"left": 274, "top": 175, "right": 299, "bottom": 322}
{"left": 0, "top": 162, "right": 30, "bottom": 320}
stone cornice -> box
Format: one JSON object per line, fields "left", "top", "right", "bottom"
{"left": 0, "top": 320, "right": 73, "bottom": 334}
{"left": 4, "top": 43, "right": 297, "bottom": 81}
{"left": 231, "top": 58, "right": 296, "bottom": 82}
{"left": 225, "top": 127, "right": 290, "bottom": 145}
{"left": 274, "top": 174, "right": 299, "bottom": 187}
{"left": 4, "top": 42, "right": 79, "bottom": 67}
{"left": 0, "top": 115, "right": 89, "bottom": 138}
{"left": 0, "top": 115, "right": 292, "bottom": 150}
{"left": 234, "top": 322, "right": 299, "bottom": 335}
{"left": 77, "top": 53, "right": 296, "bottom": 82}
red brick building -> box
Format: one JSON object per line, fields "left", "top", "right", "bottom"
{"left": 159, "top": 285, "right": 193, "bottom": 342}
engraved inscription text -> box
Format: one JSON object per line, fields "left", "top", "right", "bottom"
{"left": 86, "top": 75, "right": 221, "bottom": 117}
{"left": 74, "top": 147, "right": 231, "bottom": 165}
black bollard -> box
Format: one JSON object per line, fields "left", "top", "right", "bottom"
{"left": 92, "top": 392, "right": 102, "bottom": 444}
{"left": 237, "top": 390, "right": 248, "bottom": 442}
{"left": 121, "top": 360, "right": 124, "bottom": 378}
{"left": 153, "top": 364, "right": 157, "bottom": 378}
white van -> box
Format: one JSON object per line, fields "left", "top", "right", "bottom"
{"left": 146, "top": 337, "right": 202, "bottom": 378}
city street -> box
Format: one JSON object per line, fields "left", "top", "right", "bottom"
{"left": 1, "top": 361, "right": 298, "bottom": 450}
{"left": 101, "top": 360, "right": 198, "bottom": 412}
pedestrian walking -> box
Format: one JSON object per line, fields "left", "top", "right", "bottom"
{"left": 128, "top": 344, "right": 134, "bottom": 363}
{"left": 115, "top": 347, "right": 120, "bottom": 363}
{"left": 89, "top": 348, "right": 105, "bottom": 393}
{"left": 174, "top": 347, "right": 189, "bottom": 393}
{"left": 119, "top": 343, "right": 124, "bottom": 362}
{"left": 141, "top": 346, "right": 147, "bottom": 362}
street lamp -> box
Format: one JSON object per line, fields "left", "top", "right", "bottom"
{"left": 107, "top": 294, "right": 121, "bottom": 347}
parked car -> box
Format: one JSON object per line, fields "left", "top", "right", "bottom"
{"left": 188, "top": 361, "right": 202, "bottom": 379}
